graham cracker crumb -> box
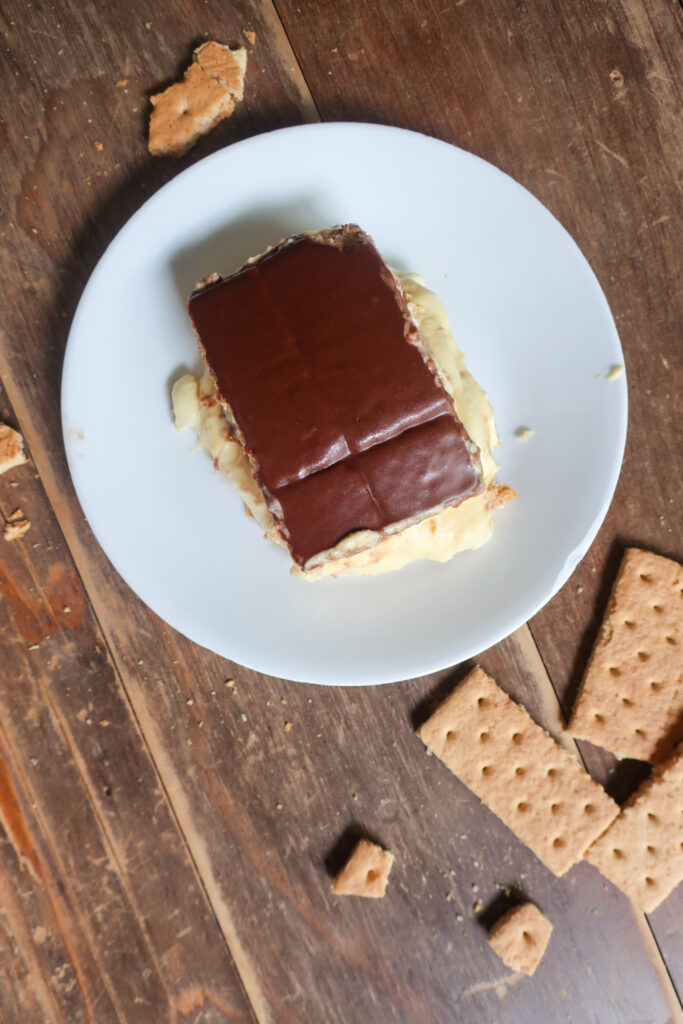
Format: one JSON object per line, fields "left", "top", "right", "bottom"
{"left": 333, "top": 839, "right": 394, "bottom": 898}
{"left": 4, "top": 518, "right": 30, "bottom": 541}
{"left": 243, "top": 29, "right": 256, "bottom": 45}
{"left": 514, "top": 426, "right": 534, "bottom": 441}
{"left": 0, "top": 423, "right": 28, "bottom": 475}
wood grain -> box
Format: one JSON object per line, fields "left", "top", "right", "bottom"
{"left": 0, "top": 385, "right": 256, "bottom": 1023}
{"left": 0, "top": 0, "right": 681, "bottom": 1021}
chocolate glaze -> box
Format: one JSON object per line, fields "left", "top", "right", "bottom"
{"left": 188, "top": 225, "right": 483, "bottom": 566}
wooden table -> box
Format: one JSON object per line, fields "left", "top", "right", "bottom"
{"left": 1, "top": 1, "right": 681, "bottom": 1021}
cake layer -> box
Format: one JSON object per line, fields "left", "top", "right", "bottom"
{"left": 188, "top": 225, "right": 483, "bottom": 566}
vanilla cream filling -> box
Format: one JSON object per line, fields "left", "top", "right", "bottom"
{"left": 172, "top": 272, "right": 511, "bottom": 578}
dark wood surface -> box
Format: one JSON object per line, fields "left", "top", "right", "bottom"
{"left": 1, "top": 1, "right": 681, "bottom": 1021}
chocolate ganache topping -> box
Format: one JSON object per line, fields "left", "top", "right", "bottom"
{"left": 188, "top": 225, "right": 483, "bottom": 566}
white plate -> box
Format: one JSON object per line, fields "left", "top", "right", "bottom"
{"left": 62, "top": 123, "right": 627, "bottom": 685}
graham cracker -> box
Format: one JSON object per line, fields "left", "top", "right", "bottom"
{"left": 149, "top": 42, "right": 247, "bottom": 157}
{"left": 569, "top": 548, "right": 682, "bottom": 763}
{"left": 585, "top": 746, "right": 683, "bottom": 913}
{"left": 3, "top": 517, "right": 30, "bottom": 542}
{"left": 417, "top": 667, "right": 619, "bottom": 875}
{"left": 488, "top": 902, "right": 553, "bottom": 975}
{"left": 332, "top": 839, "right": 394, "bottom": 899}
{"left": 195, "top": 41, "right": 246, "bottom": 98}
{"left": 0, "top": 423, "right": 28, "bottom": 475}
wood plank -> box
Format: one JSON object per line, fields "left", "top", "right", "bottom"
{"left": 0, "top": 400, "right": 257, "bottom": 1021}
{"left": 1, "top": 0, "right": 681, "bottom": 1020}
{"left": 0, "top": 0, "right": 314, "bottom": 1017}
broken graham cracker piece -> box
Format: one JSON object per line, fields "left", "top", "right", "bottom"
{"left": 4, "top": 517, "right": 30, "bottom": 541}
{"left": 0, "top": 423, "right": 28, "bottom": 475}
{"left": 417, "top": 667, "right": 619, "bottom": 876}
{"left": 569, "top": 548, "right": 682, "bottom": 763}
{"left": 488, "top": 902, "right": 553, "bottom": 975}
{"left": 148, "top": 41, "right": 247, "bottom": 157}
{"left": 332, "top": 839, "right": 395, "bottom": 898}
{"left": 585, "top": 745, "right": 683, "bottom": 913}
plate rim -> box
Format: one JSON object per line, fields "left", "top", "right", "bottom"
{"left": 61, "top": 121, "right": 628, "bottom": 685}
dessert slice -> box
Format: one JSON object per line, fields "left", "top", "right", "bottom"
{"left": 185, "top": 225, "right": 486, "bottom": 572}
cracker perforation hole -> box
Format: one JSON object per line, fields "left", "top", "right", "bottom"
{"left": 621, "top": 697, "right": 633, "bottom": 707}
{"left": 584, "top": 803, "right": 594, "bottom": 814}
{"left": 479, "top": 731, "right": 489, "bottom": 743}
{"left": 650, "top": 681, "right": 662, "bottom": 690}
{"left": 477, "top": 697, "right": 487, "bottom": 707}
{"left": 517, "top": 801, "right": 529, "bottom": 813}
{"left": 511, "top": 732, "right": 523, "bottom": 744}
{"left": 646, "top": 845, "right": 655, "bottom": 854}
{"left": 515, "top": 766, "right": 525, "bottom": 776}
{"left": 608, "top": 666, "right": 620, "bottom": 676}
{"left": 594, "top": 713, "right": 604, "bottom": 723}
{"left": 445, "top": 730, "right": 456, "bottom": 742}
{"left": 645, "top": 877, "right": 655, "bottom": 887}
{"left": 637, "top": 651, "right": 649, "bottom": 661}
{"left": 366, "top": 869, "right": 380, "bottom": 883}
{"left": 550, "top": 802, "right": 560, "bottom": 814}
{"left": 613, "top": 849, "right": 624, "bottom": 859}
{"left": 481, "top": 765, "right": 492, "bottom": 776}
{"left": 634, "top": 728, "right": 646, "bottom": 737}
{"left": 647, "top": 813, "right": 657, "bottom": 822}
{"left": 547, "top": 768, "right": 557, "bottom": 777}
{"left": 624, "top": 620, "right": 634, "bottom": 628}
{"left": 665, "top": 636, "right": 676, "bottom": 645}
{"left": 552, "top": 837, "right": 565, "bottom": 848}
{"left": 639, "top": 573, "right": 651, "bottom": 582}
{"left": 652, "top": 605, "right": 663, "bottom": 613}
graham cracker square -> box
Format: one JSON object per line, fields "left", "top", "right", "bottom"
{"left": 585, "top": 746, "right": 683, "bottom": 913}
{"left": 332, "top": 839, "right": 394, "bottom": 899}
{"left": 417, "top": 667, "right": 619, "bottom": 875}
{"left": 488, "top": 902, "right": 553, "bottom": 975}
{"left": 569, "top": 548, "right": 682, "bottom": 763}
